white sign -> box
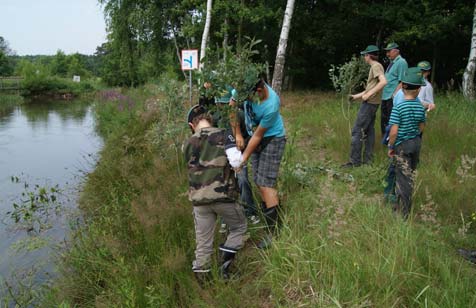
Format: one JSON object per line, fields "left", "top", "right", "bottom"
{"left": 181, "top": 49, "right": 199, "bottom": 70}
{"left": 73, "top": 75, "right": 81, "bottom": 82}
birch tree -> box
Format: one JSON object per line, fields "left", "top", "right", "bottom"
{"left": 271, "top": 0, "right": 295, "bottom": 95}
{"left": 200, "top": 0, "right": 213, "bottom": 69}
{"left": 463, "top": 1, "right": 476, "bottom": 100}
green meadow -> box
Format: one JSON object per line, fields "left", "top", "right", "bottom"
{"left": 44, "top": 83, "right": 476, "bottom": 307}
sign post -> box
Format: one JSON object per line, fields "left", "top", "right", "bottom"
{"left": 181, "top": 49, "right": 199, "bottom": 106}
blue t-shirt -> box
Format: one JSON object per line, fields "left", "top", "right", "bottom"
{"left": 244, "top": 84, "right": 285, "bottom": 138}
{"left": 393, "top": 89, "right": 421, "bottom": 107}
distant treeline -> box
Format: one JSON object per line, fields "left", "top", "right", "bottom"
{"left": 1, "top": 0, "right": 474, "bottom": 90}
{"left": 93, "top": 0, "right": 474, "bottom": 90}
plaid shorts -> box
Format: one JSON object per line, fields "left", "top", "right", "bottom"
{"left": 251, "top": 136, "right": 286, "bottom": 188}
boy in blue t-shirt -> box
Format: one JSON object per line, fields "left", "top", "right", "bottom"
{"left": 386, "top": 67, "right": 426, "bottom": 219}
{"left": 235, "top": 79, "right": 286, "bottom": 249}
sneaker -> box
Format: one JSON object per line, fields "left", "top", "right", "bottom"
{"left": 219, "top": 223, "right": 227, "bottom": 234}
{"left": 249, "top": 215, "right": 260, "bottom": 225}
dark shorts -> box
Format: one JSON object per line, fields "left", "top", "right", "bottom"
{"left": 251, "top": 136, "right": 286, "bottom": 188}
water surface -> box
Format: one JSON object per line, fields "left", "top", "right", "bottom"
{"left": 0, "top": 98, "right": 102, "bottom": 296}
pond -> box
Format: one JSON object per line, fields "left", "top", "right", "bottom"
{"left": 0, "top": 98, "right": 102, "bottom": 301}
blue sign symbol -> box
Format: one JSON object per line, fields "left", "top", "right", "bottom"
{"left": 184, "top": 56, "right": 193, "bottom": 68}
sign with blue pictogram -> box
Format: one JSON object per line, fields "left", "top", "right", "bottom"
{"left": 181, "top": 49, "right": 199, "bottom": 70}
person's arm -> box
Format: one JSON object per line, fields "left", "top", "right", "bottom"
{"left": 362, "top": 74, "right": 387, "bottom": 101}
{"left": 387, "top": 124, "right": 399, "bottom": 157}
{"left": 419, "top": 122, "right": 425, "bottom": 134}
{"left": 242, "top": 125, "right": 267, "bottom": 163}
{"left": 350, "top": 91, "right": 365, "bottom": 101}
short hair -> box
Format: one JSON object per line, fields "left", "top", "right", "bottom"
{"left": 402, "top": 83, "right": 421, "bottom": 91}
{"left": 191, "top": 112, "right": 212, "bottom": 126}
{"left": 367, "top": 53, "right": 379, "bottom": 61}
{"left": 402, "top": 86, "right": 420, "bottom": 98}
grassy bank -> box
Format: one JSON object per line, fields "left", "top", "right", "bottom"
{"left": 44, "top": 85, "right": 476, "bottom": 307}
{"left": 0, "top": 93, "right": 23, "bottom": 114}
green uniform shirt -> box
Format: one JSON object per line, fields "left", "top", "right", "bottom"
{"left": 383, "top": 55, "right": 408, "bottom": 100}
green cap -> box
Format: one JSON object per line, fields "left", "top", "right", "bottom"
{"left": 187, "top": 104, "right": 208, "bottom": 124}
{"left": 360, "top": 45, "right": 379, "bottom": 55}
{"left": 401, "top": 67, "right": 425, "bottom": 86}
{"left": 417, "top": 61, "right": 431, "bottom": 71}
{"left": 384, "top": 42, "right": 399, "bottom": 51}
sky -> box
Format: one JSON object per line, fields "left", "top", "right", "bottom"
{"left": 0, "top": 0, "right": 107, "bottom": 55}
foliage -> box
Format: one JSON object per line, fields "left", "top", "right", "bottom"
{"left": 329, "top": 55, "right": 369, "bottom": 94}
{"left": 199, "top": 37, "right": 266, "bottom": 103}
{"left": 0, "top": 36, "right": 14, "bottom": 76}
{"left": 14, "top": 59, "right": 96, "bottom": 97}
{"left": 6, "top": 176, "right": 63, "bottom": 234}
{"left": 41, "top": 88, "right": 476, "bottom": 307}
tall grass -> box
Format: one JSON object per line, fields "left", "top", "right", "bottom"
{"left": 43, "top": 89, "right": 476, "bottom": 307}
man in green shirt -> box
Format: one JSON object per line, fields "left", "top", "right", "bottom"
{"left": 381, "top": 42, "right": 408, "bottom": 135}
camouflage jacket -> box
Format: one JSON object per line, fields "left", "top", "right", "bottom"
{"left": 183, "top": 127, "right": 238, "bottom": 206}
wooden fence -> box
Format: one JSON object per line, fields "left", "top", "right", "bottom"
{"left": 0, "top": 76, "right": 23, "bottom": 91}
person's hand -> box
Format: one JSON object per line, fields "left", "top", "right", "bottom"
{"left": 203, "top": 82, "right": 212, "bottom": 89}
{"left": 235, "top": 134, "right": 245, "bottom": 150}
{"left": 427, "top": 103, "right": 436, "bottom": 112}
{"left": 387, "top": 149, "right": 395, "bottom": 158}
{"left": 362, "top": 93, "right": 370, "bottom": 101}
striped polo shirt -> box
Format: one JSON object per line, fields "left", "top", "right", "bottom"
{"left": 389, "top": 99, "right": 426, "bottom": 145}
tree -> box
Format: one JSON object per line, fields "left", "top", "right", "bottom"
{"left": 463, "top": 1, "right": 476, "bottom": 100}
{"left": 271, "top": 0, "right": 295, "bottom": 94}
{"left": 0, "top": 36, "right": 14, "bottom": 76}
{"left": 200, "top": 0, "right": 213, "bottom": 67}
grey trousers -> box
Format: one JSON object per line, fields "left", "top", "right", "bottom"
{"left": 394, "top": 137, "right": 421, "bottom": 219}
{"left": 192, "top": 202, "right": 247, "bottom": 269}
{"left": 350, "top": 102, "right": 379, "bottom": 165}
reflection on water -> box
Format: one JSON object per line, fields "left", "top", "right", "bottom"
{"left": 0, "top": 98, "right": 102, "bottom": 301}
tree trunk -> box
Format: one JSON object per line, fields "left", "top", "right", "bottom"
{"left": 463, "top": 1, "right": 476, "bottom": 100}
{"left": 272, "top": 0, "right": 296, "bottom": 95}
{"left": 200, "top": 0, "right": 213, "bottom": 69}
{"left": 223, "top": 15, "right": 229, "bottom": 61}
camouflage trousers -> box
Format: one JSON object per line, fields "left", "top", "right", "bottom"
{"left": 192, "top": 202, "right": 247, "bottom": 270}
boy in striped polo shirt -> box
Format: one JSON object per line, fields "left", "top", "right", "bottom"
{"left": 387, "top": 67, "right": 426, "bottom": 219}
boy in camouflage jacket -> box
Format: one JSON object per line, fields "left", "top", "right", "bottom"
{"left": 183, "top": 105, "right": 247, "bottom": 282}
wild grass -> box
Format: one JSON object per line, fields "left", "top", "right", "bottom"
{"left": 43, "top": 88, "right": 476, "bottom": 307}
{"left": 0, "top": 93, "right": 23, "bottom": 114}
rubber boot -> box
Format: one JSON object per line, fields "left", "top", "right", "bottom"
{"left": 192, "top": 267, "right": 211, "bottom": 287}
{"left": 219, "top": 245, "right": 237, "bottom": 280}
{"left": 258, "top": 205, "right": 279, "bottom": 249}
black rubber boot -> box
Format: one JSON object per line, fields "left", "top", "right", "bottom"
{"left": 219, "top": 245, "right": 237, "bottom": 280}
{"left": 193, "top": 268, "right": 211, "bottom": 287}
{"left": 258, "top": 205, "right": 279, "bottom": 249}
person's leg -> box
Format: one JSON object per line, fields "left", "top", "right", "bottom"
{"left": 394, "top": 140, "right": 418, "bottom": 219}
{"left": 350, "top": 103, "right": 375, "bottom": 166}
{"left": 236, "top": 165, "right": 258, "bottom": 217}
{"left": 192, "top": 205, "right": 216, "bottom": 281}
{"left": 215, "top": 202, "right": 247, "bottom": 278}
{"left": 384, "top": 159, "right": 397, "bottom": 203}
{"left": 252, "top": 137, "right": 286, "bottom": 248}
{"left": 381, "top": 99, "right": 393, "bottom": 135}
{"left": 363, "top": 104, "right": 379, "bottom": 164}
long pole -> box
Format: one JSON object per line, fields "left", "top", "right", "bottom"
{"left": 189, "top": 70, "right": 193, "bottom": 106}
